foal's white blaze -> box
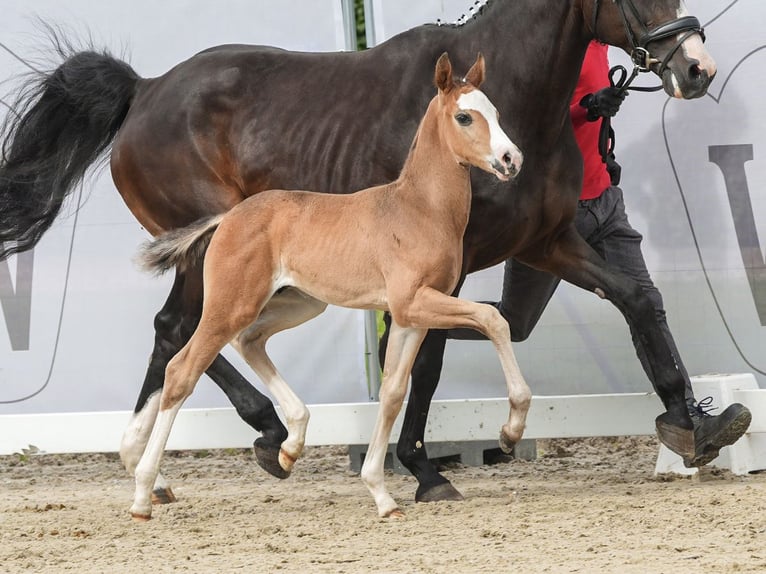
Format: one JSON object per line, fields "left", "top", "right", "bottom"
{"left": 456, "top": 89, "right": 523, "bottom": 178}
{"left": 673, "top": 2, "right": 717, "bottom": 93}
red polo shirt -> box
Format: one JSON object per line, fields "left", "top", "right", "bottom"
{"left": 570, "top": 41, "right": 612, "bottom": 200}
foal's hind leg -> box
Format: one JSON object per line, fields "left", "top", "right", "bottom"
{"left": 130, "top": 320, "right": 238, "bottom": 520}
{"left": 121, "top": 271, "right": 190, "bottom": 504}
{"left": 232, "top": 289, "right": 328, "bottom": 476}
{"left": 121, "top": 268, "right": 289, "bottom": 500}
{"left": 178, "top": 266, "right": 288, "bottom": 475}
{"left": 120, "top": 391, "right": 176, "bottom": 504}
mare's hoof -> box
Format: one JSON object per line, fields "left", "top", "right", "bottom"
{"left": 130, "top": 511, "right": 152, "bottom": 522}
{"left": 151, "top": 487, "right": 177, "bottom": 505}
{"left": 655, "top": 413, "right": 694, "bottom": 459}
{"left": 253, "top": 438, "right": 291, "bottom": 479}
{"left": 415, "top": 482, "right": 465, "bottom": 503}
{"left": 384, "top": 508, "right": 405, "bottom": 519}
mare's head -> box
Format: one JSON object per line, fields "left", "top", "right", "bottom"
{"left": 585, "top": 0, "right": 715, "bottom": 99}
{"left": 433, "top": 53, "right": 523, "bottom": 182}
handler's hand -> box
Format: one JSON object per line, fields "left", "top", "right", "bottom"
{"left": 580, "top": 87, "right": 628, "bottom": 122}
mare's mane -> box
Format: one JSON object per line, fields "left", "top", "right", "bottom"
{"left": 427, "top": 0, "right": 494, "bottom": 29}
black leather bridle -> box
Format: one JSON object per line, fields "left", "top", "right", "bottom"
{"left": 591, "top": 0, "right": 705, "bottom": 77}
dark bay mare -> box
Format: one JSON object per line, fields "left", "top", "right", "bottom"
{"left": 0, "top": 0, "right": 715, "bottom": 503}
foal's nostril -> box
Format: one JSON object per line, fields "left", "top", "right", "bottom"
{"left": 502, "top": 152, "right": 520, "bottom": 177}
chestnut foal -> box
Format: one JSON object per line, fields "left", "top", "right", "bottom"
{"left": 134, "top": 53, "right": 527, "bottom": 519}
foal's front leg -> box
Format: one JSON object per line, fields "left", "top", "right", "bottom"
{"left": 361, "top": 322, "right": 427, "bottom": 517}
{"left": 402, "top": 287, "right": 532, "bottom": 454}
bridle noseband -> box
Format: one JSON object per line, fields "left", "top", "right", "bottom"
{"left": 591, "top": 0, "right": 705, "bottom": 78}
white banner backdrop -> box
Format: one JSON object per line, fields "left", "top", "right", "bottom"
{"left": 365, "top": 0, "right": 766, "bottom": 398}
{"left": 0, "top": 0, "right": 369, "bottom": 415}
{"left": 2, "top": 0, "right": 764, "bottom": 421}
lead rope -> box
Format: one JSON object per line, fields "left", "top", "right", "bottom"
{"left": 597, "top": 63, "right": 663, "bottom": 163}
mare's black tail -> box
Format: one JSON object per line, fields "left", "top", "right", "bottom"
{"left": 0, "top": 42, "right": 140, "bottom": 260}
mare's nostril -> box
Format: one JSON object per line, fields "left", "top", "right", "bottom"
{"left": 503, "top": 152, "right": 512, "bottom": 167}
{"left": 689, "top": 63, "right": 702, "bottom": 80}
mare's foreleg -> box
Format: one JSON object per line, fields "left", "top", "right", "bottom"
{"left": 362, "top": 322, "right": 427, "bottom": 517}
{"left": 536, "top": 227, "right": 693, "bottom": 457}
{"left": 383, "top": 274, "right": 472, "bottom": 503}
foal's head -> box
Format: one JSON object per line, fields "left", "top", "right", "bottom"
{"left": 434, "top": 53, "right": 523, "bottom": 182}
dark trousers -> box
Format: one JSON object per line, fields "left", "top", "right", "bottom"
{"left": 453, "top": 186, "right": 693, "bottom": 399}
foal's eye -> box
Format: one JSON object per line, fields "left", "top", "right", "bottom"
{"left": 455, "top": 112, "right": 473, "bottom": 126}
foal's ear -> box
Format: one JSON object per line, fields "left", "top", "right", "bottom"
{"left": 434, "top": 52, "right": 454, "bottom": 93}
{"left": 464, "top": 53, "right": 485, "bottom": 88}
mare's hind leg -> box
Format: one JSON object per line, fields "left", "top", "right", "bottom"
{"left": 121, "top": 270, "right": 190, "bottom": 504}
{"left": 362, "top": 322, "right": 427, "bottom": 517}
{"left": 232, "top": 289, "right": 328, "bottom": 475}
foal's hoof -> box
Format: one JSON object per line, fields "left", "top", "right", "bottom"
{"left": 130, "top": 511, "right": 152, "bottom": 522}
{"left": 656, "top": 413, "right": 695, "bottom": 459}
{"left": 499, "top": 430, "right": 517, "bottom": 455}
{"left": 384, "top": 508, "right": 405, "bottom": 519}
{"left": 415, "top": 482, "right": 465, "bottom": 503}
{"left": 151, "top": 487, "right": 177, "bottom": 505}
{"left": 253, "top": 438, "right": 291, "bottom": 479}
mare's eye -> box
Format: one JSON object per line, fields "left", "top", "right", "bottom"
{"left": 455, "top": 112, "right": 472, "bottom": 126}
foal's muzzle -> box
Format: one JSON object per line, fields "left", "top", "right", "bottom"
{"left": 491, "top": 148, "right": 523, "bottom": 181}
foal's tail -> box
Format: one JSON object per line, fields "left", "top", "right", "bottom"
{"left": 0, "top": 38, "right": 140, "bottom": 260}
{"left": 138, "top": 215, "right": 225, "bottom": 275}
